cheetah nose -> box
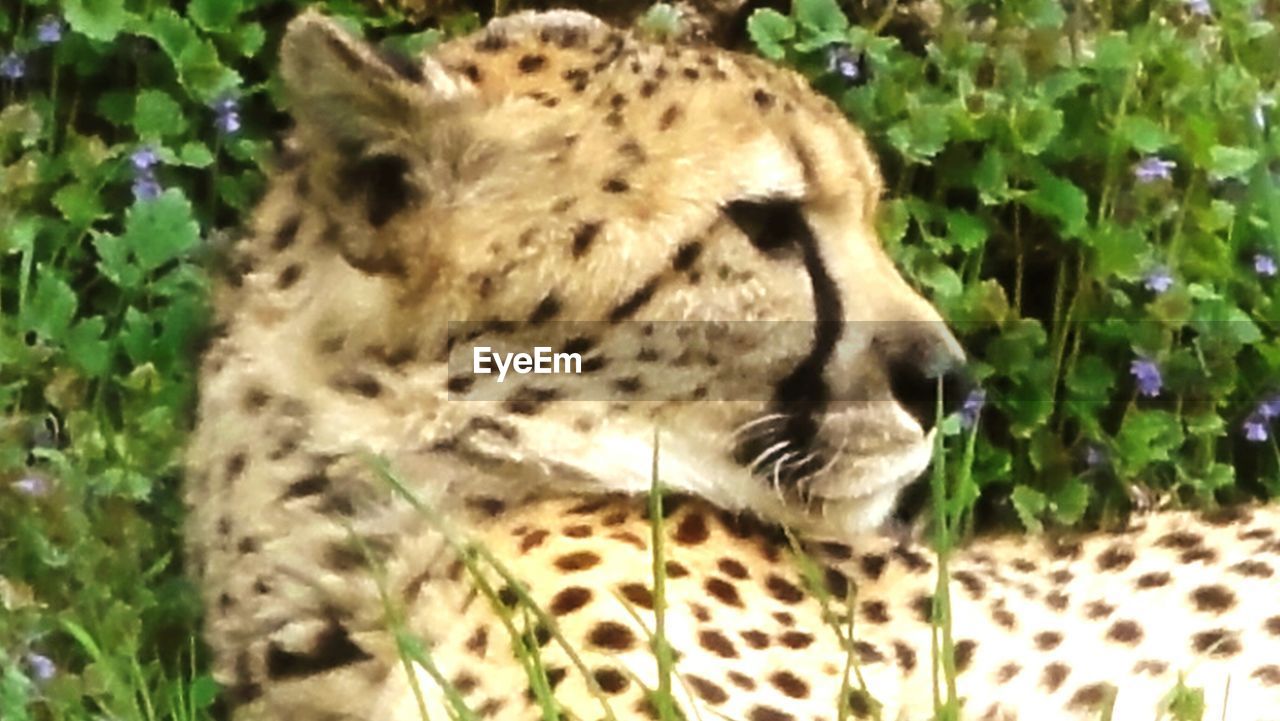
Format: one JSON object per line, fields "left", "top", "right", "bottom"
{"left": 879, "top": 322, "right": 969, "bottom": 432}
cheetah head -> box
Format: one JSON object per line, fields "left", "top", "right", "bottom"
{"left": 220, "top": 10, "right": 965, "bottom": 537}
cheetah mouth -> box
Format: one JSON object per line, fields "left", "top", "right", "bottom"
{"left": 732, "top": 401, "right": 934, "bottom": 505}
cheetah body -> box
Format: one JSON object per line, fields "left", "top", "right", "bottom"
{"left": 186, "top": 10, "right": 1280, "bottom": 721}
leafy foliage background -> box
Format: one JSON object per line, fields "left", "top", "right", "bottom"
{"left": 0, "top": 0, "right": 1276, "bottom": 718}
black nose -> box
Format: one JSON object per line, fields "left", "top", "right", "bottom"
{"left": 887, "top": 357, "right": 971, "bottom": 431}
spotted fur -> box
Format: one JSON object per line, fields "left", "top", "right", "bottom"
{"left": 186, "top": 10, "right": 1280, "bottom": 721}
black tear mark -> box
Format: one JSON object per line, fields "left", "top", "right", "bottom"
{"left": 337, "top": 153, "right": 420, "bottom": 227}
{"left": 609, "top": 278, "right": 661, "bottom": 321}
{"left": 733, "top": 213, "right": 842, "bottom": 488}
{"left": 266, "top": 620, "right": 373, "bottom": 680}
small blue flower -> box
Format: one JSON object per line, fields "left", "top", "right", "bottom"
{"left": 1254, "top": 253, "right": 1277, "bottom": 278}
{"left": 1144, "top": 266, "right": 1174, "bottom": 293}
{"left": 133, "top": 174, "right": 162, "bottom": 201}
{"left": 959, "top": 388, "right": 986, "bottom": 428}
{"left": 1259, "top": 395, "right": 1280, "bottom": 419}
{"left": 131, "top": 146, "right": 159, "bottom": 170}
{"left": 1131, "top": 357, "right": 1162, "bottom": 397}
{"left": 0, "top": 52, "right": 26, "bottom": 80}
{"left": 825, "top": 44, "right": 862, "bottom": 84}
{"left": 36, "top": 16, "right": 64, "bottom": 45}
{"left": 1243, "top": 413, "right": 1269, "bottom": 443}
{"left": 11, "top": 476, "right": 49, "bottom": 497}
{"left": 1084, "top": 445, "right": 1107, "bottom": 469}
{"left": 1185, "top": 0, "right": 1211, "bottom": 16}
{"left": 211, "top": 96, "right": 241, "bottom": 135}
{"left": 25, "top": 652, "right": 56, "bottom": 683}
{"left": 1133, "top": 156, "right": 1176, "bottom": 183}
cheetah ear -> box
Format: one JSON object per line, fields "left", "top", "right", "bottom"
{"left": 280, "top": 11, "right": 460, "bottom": 148}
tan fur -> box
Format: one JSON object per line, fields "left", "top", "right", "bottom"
{"left": 186, "top": 10, "right": 1280, "bottom": 721}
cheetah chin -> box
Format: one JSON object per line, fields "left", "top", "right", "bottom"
{"left": 185, "top": 9, "right": 1280, "bottom": 721}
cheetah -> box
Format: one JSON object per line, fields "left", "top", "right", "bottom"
{"left": 185, "top": 10, "right": 1280, "bottom": 721}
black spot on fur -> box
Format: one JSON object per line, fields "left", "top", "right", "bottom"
{"left": 273, "top": 215, "right": 301, "bottom": 251}
{"left": 266, "top": 621, "right": 372, "bottom": 680}
{"left": 572, "top": 222, "right": 602, "bottom": 258}
{"left": 673, "top": 242, "right": 702, "bottom": 271}
{"left": 609, "top": 278, "right": 660, "bottom": 321}
{"left": 518, "top": 54, "right": 547, "bottom": 73}
{"left": 337, "top": 153, "right": 419, "bottom": 228}
{"left": 529, "top": 294, "right": 561, "bottom": 323}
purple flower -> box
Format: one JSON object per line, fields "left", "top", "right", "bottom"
{"left": 132, "top": 174, "right": 162, "bottom": 201}
{"left": 1133, "top": 156, "right": 1176, "bottom": 183}
{"left": 211, "top": 96, "right": 241, "bottom": 135}
{"left": 1244, "top": 413, "right": 1269, "bottom": 443}
{"left": 1084, "top": 445, "right": 1107, "bottom": 469}
{"left": 25, "top": 652, "right": 55, "bottom": 682}
{"left": 1131, "top": 357, "right": 1162, "bottom": 397}
{"left": 1185, "top": 0, "right": 1211, "bottom": 16}
{"left": 959, "top": 388, "right": 986, "bottom": 428}
{"left": 1254, "top": 253, "right": 1277, "bottom": 277}
{"left": 130, "top": 146, "right": 159, "bottom": 170}
{"left": 36, "top": 16, "right": 64, "bottom": 45}
{"left": 826, "top": 44, "right": 862, "bottom": 84}
{"left": 0, "top": 52, "right": 26, "bottom": 80}
{"left": 11, "top": 476, "right": 49, "bottom": 497}
{"left": 1259, "top": 395, "right": 1280, "bottom": 419}
{"left": 1144, "top": 266, "right": 1174, "bottom": 293}
{"left": 130, "top": 146, "right": 163, "bottom": 201}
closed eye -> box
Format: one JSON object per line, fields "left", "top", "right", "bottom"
{"left": 724, "top": 199, "right": 808, "bottom": 256}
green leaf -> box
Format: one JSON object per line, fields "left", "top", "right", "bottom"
{"left": 1118, "top": 116, "right": 1172, "bottom": 153}
{"left": 1013, "top": 105, "right": 1062, "bottom": 155}
{"left": 133, "top": 90, "right": 188, "bottom": 138}
{"left": 93, "top": 232, "right": 143, "bottom": 289}
{"left": 1022, "top": 0, "right": 1066, "bottom": 28}
{"left": 1207, "top": 145, "right": 1259, "bottom": 180}
{"left": 1011, "top": 485, "right": 1047, "bottom": 533}
{"left": 64, "top": 0, "right": 129, "bottom": 41}
{"left": 1093, "top": 32, "right": 1133, "bottom": 70}
{"left": 189, "top": 0, "right": 242, "bottom": 32}
{"left": 1115, "top": 411, "right": 1184, "bottom": 475}
{"left": 53, "top": 183, "right": 106, "bottom": 227}
{"left": 747, "top": 9, "right": 795, "bottom": 61}
{"left": 230, "top": 22, "right": 267, "bottom": 57}
{"left": 946, "top": 211, "right": 988, "bottom": 252}
{"left": 1086, "top": 224, "right": 1145, "bottom": 280}
{"left": 1022, "top": 169, "right": 1088, "bottom": 238}
{"left": 23, "top": 271, "right": 77, "bottom": 341}
{"left": 66, "top": 317, "right": 112, "bottom": 377}
{"left": 794, "top": 0, "right": 847, "bottom": 34}
{"left": 140, "top": 9, "right": 241, "bottom": 101}
{"left": 1050, "top": 481, "right": 1090, "bottom": 525}
{"left": 974, "top": 148, "right": 1008, "bottom": 204}
{"left": 1066, "top": 355, "right": 1116, "bottom": 403}
{"left": 888, "top": 105, "right": 950, "bottom": 160}
{"left": 177, "top": 141, "right": 215, "bottom": 168}
{"left": 121, "top": 189, "right": 201, "bottom": 273}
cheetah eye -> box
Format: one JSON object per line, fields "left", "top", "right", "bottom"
{"left": 724, "top": 199, "right": 808, "bottom": 255}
